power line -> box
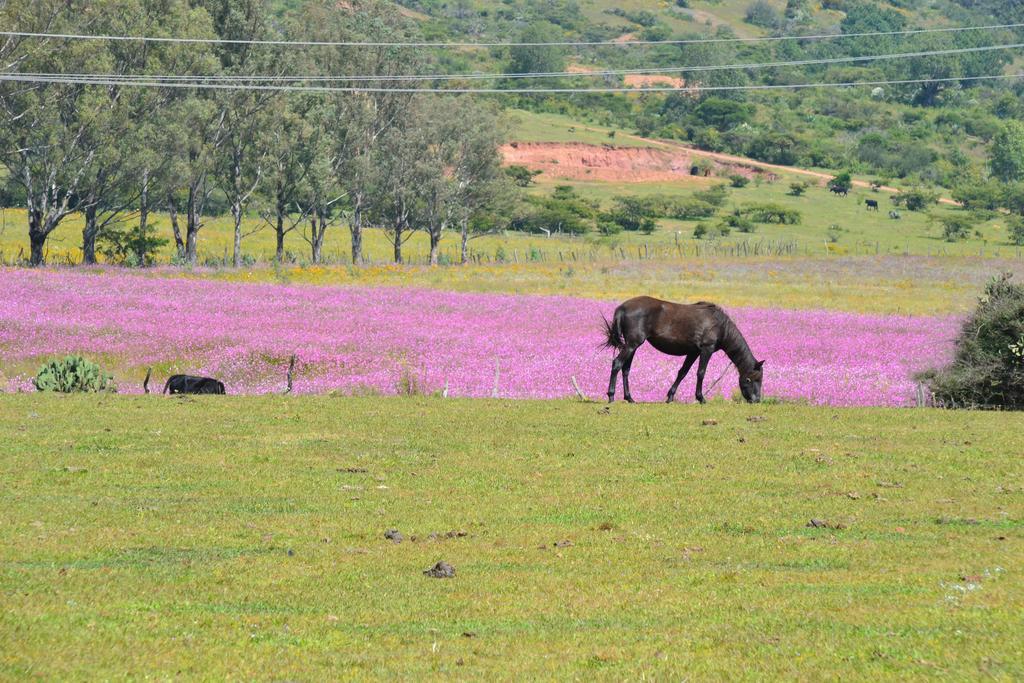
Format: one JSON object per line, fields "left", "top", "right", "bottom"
{"left": 0, "top": 72, "right": 1017, "bottom": 94}
{"left": 9, "top": 42, "right": 1021, "bottom": 83}
{"left": 1, "top": 22, "right": 1023, "bottom": 48}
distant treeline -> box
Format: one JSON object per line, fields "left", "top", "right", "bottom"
{"left": 0, "top": 0, "right": 512, "bottom": 267}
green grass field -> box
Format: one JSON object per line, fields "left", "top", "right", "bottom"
{"left": 1, "top": 395, "right": 1021, "bottom": 678}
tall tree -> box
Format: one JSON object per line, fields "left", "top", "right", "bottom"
{"left": 0, "top": 4, "right": 112, "bottom": 264}
{"left": 417, "top": 97, "right": 508, "bottom": 266}
{"left": 990, "top": 121, "right": 1024, "bottom": 183}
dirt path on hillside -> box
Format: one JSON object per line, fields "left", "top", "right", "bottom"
{"left": 619, "top": 133, "right": 960, "bottom": 206}
{"left": 506, "top": 132, "right": 958, "bottom": 205}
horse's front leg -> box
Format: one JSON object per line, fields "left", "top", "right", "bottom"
{"left": 694, "top": 349, "right": 713, "bottom": 404}
{"left": 667, "top": 354, "right": 697, "bottom": 403}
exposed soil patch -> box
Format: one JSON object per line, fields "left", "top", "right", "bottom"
{"left": 624, "top": 74, "right": 686, "bottom": 89}
{"left": 501, "top": 142, "right": 770, "bottom": 183}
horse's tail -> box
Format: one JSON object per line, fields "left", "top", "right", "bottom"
{"left": 602, "top": 308, "right": 626, "bottom": 352}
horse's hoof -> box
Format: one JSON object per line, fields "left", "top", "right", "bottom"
{"left": 666, "top": 396, "right": 674, "bottom": 404}
{"left": 696, "top": 396, "right": 706, "bottom": 404}
{"left": 625, "top": 397, "right": 636, "bottom": 404}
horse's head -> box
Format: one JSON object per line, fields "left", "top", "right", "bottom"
{"left": 739, "top": 360, "right": 764, "bottom": 403}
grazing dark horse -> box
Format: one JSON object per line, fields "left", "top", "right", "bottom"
{"left": 865, "top": 199, "right": 879, "bottom": 211}
{"left": 603, "top": 297, "right": 764, "bottom": 404}
{"left": 829, "top": 186, "right": 848, "bottom": 197}
{"left": 163, "top": 375, "right": 226, "bottom": 395}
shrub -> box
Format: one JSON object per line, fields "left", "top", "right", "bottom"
{"left": 940, "top": 215, "right": 974, "bottom": 242}
{"left": 892, "top": 187, "right": 939, "bottom": 212}
{"left": 693, "top": 184, "right": 730, "bottom": 208}
{"left": 33, "top": 355, "right": 115, "bottom": 393}
{"left": 99, "top": 223, "right": 169, "bottom": 267}
{"left": 1010, "top": 218, "right": 1024, "bottom": 246}
{"left": 739, "top": 203, "right": 802, "bottom": 224}
{"left": 917, "top": 274, "right": 1024, "bottom": 409}
{"left": 745, "top": 0, "right": 780, "bottom": 28}
{"left": 505, "top": 165, "right": 542, "bottom": 187}
{"left": 722, "top": 212, "right": 756, "bottom": 233}
{"left": 694, "top": 222, "right": 730, "bottom": 239}
{"left": 788, "top": 181, "right": 808, "bottom": 196}
{"left": 728, "top": 174, "right": 750, "bottom": 188}
{"left": 668, "top": 199, "right": 718, "bottom": 220}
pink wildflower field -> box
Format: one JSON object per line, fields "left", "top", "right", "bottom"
{"left": 0, "top": 269, "right": 957, "bottom": 406}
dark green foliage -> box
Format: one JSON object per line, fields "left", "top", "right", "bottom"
{"left": 728, "top": 174, "right": 750, "bottom": 188}
{"left": 507, "top": 21, "right": 565, "bottom": 84}
{"left": 513, "top": 185, "right": 596, "bottom": 235}
{"left": 722, "top": 212, "right": 756, "bottom": 233}
{"left": 605, "top": 196, "right": 658, "bottom": 233}
{"left": 1009, "top": 218, "right": 1024, "bottom": 246}
{"left": 918, "top": 274, "right": 1024, "bottom": 409}
{"left": 745, "top": 0, "right": 779, "bottom": 28}
{"left": 989, "top": 121, "right": 1024, "bottom": 183}
{"left": 940, "top": 215, "right": 974, "bottom": 242}
{"left": 892, "top": 187, "right": 939, "bottom": 211}
{"left": 788, "top": 182, "right": 808, "bottom": 196}
{"left": 828, "top": 172, "right": 853, "bottom": 194}
{"left": 669, "top": 199, "right": 718, "bottom": 220}
{"left": 694, "top": 98, "right": 755, "bottom": 131}
{"left": 951, "top": 179, "right": 1004, "bottom": 211}
{"left": 34, "top": 356, "right": 115, "bottom": 393}
{"left": 693, "top": 184, "right": 730, "bottom": 208}
{"left": 99, "top": 223, "right": 169, "bottom": 267}
{"left": 739, "top": 203, "right": 801, "bottom": 224}
{"left": 505, "top": 165, "right": 542, "bottom": 187}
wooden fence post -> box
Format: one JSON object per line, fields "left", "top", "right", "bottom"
{"left": 491, "top": 359, "right": 500, "bottom": 399}
{"left": 285, "top": 355, "right": 296, "bottom": 394}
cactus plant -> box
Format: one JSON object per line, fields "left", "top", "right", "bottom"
{"left": 33, "top": 355, "right": 115, "bottom": 393}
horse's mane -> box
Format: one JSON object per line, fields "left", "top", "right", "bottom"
{"left": 693, "top": 301, "right": 733, "bottom": 328}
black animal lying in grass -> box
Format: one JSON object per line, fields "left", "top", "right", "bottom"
{"left": 163, "top": 375, "right": 226, "bottom": 395}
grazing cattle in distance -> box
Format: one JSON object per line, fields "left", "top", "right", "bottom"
{"left": 163, "top": 374, "right": 226, "bottom": 395}
{"left": 829, "top": 186, "right": 848, "bottom": 197}
{"left": 889, "top": 210, "right": 901, "bottom": 220}
{"left": 865, "top": 199, "right": 879, "bottom": 211}
{"left": 604, "top": 297, "right": 764, "bottom": 405}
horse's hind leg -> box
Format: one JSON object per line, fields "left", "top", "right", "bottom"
{"left": 667, "top": 353, "right": 698, "bottom": 403}
{"left": 607, "top": 346, "right": 639, "bottom": 403}
{"left": 607, "top": 354, "right": 623, "bottom": 403}
{"left": 620, "top": 347, "right": 639, "bottom": 403}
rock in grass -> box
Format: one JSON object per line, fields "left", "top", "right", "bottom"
{"left": 424, "top": 561, "right": 456, "bottom": 578}
{"left": 384, "top": 529, "right": 404, "bottom": 544}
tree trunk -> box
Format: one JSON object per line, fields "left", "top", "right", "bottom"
{"left": 393, "top": 217, "right": 403, "bottom": 264}
{"left": 310, "top": 214, "right": 324, "bottom": 264}
{"left": 460, "top": 215, "right": 470, "bottom": 265}
{"left": 186, "top": 182, "right": 200, "bottom": 265}
{"left": 349, "top": 199, "right": 363, "bottom": 265}
{"left": 429, "top": 236, "right": 440, "bottom": 266}
{"left": 137, "top": 170, "right": 150, "bottom": 264}
{"left": 232, "top": 200, "right": 243, "bottom": 268}
{"left": 275, "top": 192, "right": 286, "bottom": 262}
{"left": 28, "top": 210, "right": 47, "bottom": 266}
{"left": 168, "top": 195, "right": 184, "bottom": 259}
{"left": 82, "top": 202, "right": 99, "bottom": 265}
